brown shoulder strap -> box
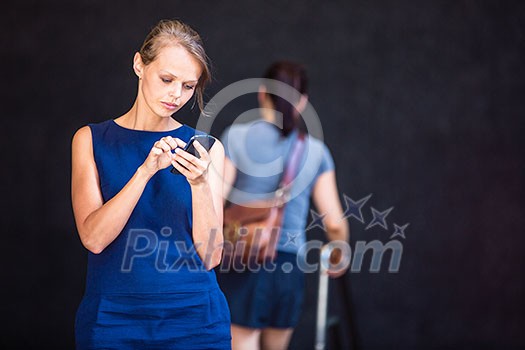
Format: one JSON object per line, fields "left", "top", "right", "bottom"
{"left": 276, "top": 133, "right": 306, "bottom": 204}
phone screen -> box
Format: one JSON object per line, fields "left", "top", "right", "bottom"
{"left": 183, "top": 135, "right": 215, "bottom": 158}
{"left": 170, "top": 135, "right": 216, "bottom": 175}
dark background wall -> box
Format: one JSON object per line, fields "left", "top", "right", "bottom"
{"left": 2, "top": 0, "right": 524, "bottom": 349}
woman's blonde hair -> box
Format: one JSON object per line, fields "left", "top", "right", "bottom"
{"left": 139, "top": 19, "right": 211, "bottom": 112}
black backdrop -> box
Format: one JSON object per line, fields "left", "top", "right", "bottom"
{"left": 2, "top": 1, "right": 524, "bottom": 349}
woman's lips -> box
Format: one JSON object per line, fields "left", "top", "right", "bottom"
{"left": 161, "top": 101, "right": 178, "bottom": 110}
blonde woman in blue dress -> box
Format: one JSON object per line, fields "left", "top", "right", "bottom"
{"left": 71, "top": 19, "right": 231, "bottom": 349}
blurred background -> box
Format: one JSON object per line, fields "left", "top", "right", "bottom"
{"left": 1, "top": 0, "right": 524, "bottom": 349}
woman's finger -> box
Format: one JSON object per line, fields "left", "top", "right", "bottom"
{"left": 175, "top": 147, "right": 209, "bottom": 171}
{"left": 162, "top": 136, "right": 178, "bottom": 150}
{"left": 174, "top": 147, "right": 196, "bottom": 162}
{"left": 173, "top": 138, "right": 187, "bottom": 149}
{"left": 150, "top": 146, "right": 163, "bottom": 156}
{"left": 173, "top": 152, "right": 200, "bottom": 173}
{"left": 154, "top": 140, "right": 171, "bottom": 153}
{"left": 171, "top": 159, "right": 191, "bottom": 177}
{"left": 193, "top": 140, "right": 211, "bottom": 162}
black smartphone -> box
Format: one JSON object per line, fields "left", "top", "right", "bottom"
{"left": 170, "top": 134, "right": 216, "bottom": 175}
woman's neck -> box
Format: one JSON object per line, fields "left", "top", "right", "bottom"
{"left": 260, "top": 107, "right": 276, "bottom": 123}
{"left": 118, "top": 100, "right": 181, "bottom": 131}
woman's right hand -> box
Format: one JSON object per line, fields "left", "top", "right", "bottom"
{"left": 141, "top": 136, "right": 181, "bottom": 176}
{"left": 72, "top": 126, "right": 171, "bottom": 254}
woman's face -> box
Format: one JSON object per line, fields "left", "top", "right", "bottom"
{"left": 136, "top": 44, "right": 202, "bottom": 118}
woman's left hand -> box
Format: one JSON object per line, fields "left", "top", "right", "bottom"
{"left": 171, "top": 138, "right": 211, "bottom": 186}
{"left": 327, "top": 248, "right": 350, "bottom": 278}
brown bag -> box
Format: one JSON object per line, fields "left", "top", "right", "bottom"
{"left": 223, "top": 196, "right": 285, "bottom": 263}
{"left": 223, "top": 134, "right": 305, "bottom": 263}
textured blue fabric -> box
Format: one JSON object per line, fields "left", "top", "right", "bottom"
{"left": 216, "top": 252, "right": 305, "bottom": 328}
{"left": 75, "top": 119, "right": 231, "bottom": 349}
{"left": 221, "top": 120, "right": 335, "bottom": 255}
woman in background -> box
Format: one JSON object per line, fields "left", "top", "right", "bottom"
{"left": 71, "top": 19, "right": 230, "bottom": 349}
{"left": 218, "top": 61, "right": 349, "bottom": 350}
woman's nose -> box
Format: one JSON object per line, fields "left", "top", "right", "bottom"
{"left": 169, "top": 83, "right": 182, "bottom": 99}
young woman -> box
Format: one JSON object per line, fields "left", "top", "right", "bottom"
{"left": 218, "top": 61, "right": 349, "bottom": 350}
{"left": 71, "top": 19, "right": 231, "bottom": 349}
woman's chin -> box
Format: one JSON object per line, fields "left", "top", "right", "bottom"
{"left": 155, "top": 109, "right": 176, "bottom": 118}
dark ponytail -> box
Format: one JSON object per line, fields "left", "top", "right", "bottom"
{"left": 262, "top": 61, "right": 308, "bottom": 137}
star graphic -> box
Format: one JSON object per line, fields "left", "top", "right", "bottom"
{"left": 390, "top": 223, "right": 409, "bottom": 239}
{"left": 341, "top": 193, "right": 373, "bottom": 223}
{"left": 365, "top": 206, "right": 394, "bottom": 230}
{"left": 284, "top": 232, "right": 299, "bottom": 247}
{"left": 306, "top": 209, "right": 326, "bottom": 231}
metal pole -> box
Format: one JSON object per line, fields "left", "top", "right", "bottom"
{"left": 315, "top": 244, "right": 334, "bottom": 350}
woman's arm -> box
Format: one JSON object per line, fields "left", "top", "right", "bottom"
{"left": 71, "top": 127, "right": 177, "bottom": 254}
{"left": 222, "top": 157, "right": 237, "bottom": 204}
{"left": 172, "top": 139, "right": 226, "bottom": 270}
{"left": 311, "top": 170, "right": 350, "bottom": 277}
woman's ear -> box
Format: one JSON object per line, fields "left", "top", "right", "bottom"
{"left": 133, "top": 52, "right": 144, "bottom": 79}
{"left": 296, "top": 94, "right": 309, "bottom": 114}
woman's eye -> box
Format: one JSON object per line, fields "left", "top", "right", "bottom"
{"left": 161, "top": 78, "right": 172, "bottom": 83}
{"left": 184, "top": 85, "right": 195, "bottom": 90}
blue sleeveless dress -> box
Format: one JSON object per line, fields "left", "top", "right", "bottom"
{"left": 75, "top": 120, "right": 231, "bottom": 350}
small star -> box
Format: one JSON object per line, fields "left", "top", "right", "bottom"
{"left": 390, "top": 223, "right": 409, "bottom": 239}
{"left": 284, "top": 232, "right": 299, "bottom": 247}
{"left": 306, "top": 209, "right": 326, "bottom": 231}
{"left": 365, "top": 206, "right": 394, "bottom": 230}
{"left": 341, "top": 193, "right": 372, "bottom": 223}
